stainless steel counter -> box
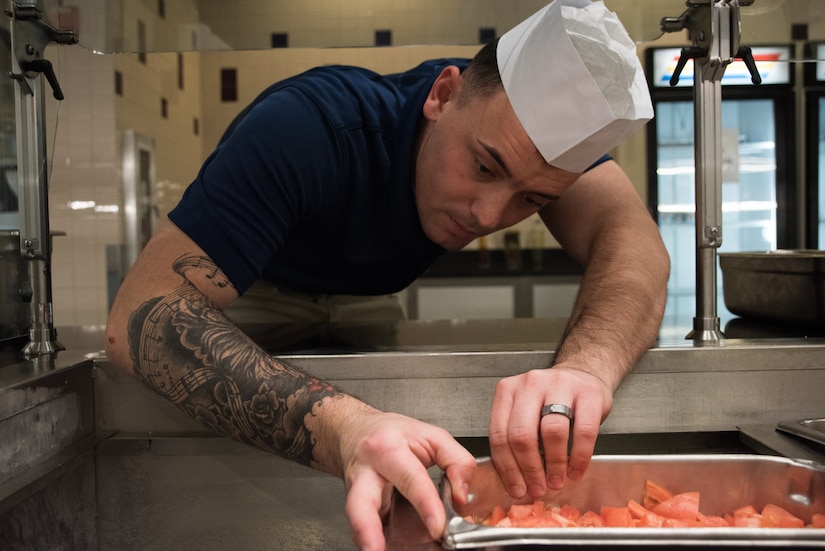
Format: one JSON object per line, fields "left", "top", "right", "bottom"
{"left": 2, "top": 320, "right": 825, "bottom": 550}
{"left": 92, "top": 318, "right": 825, "bottom": 438}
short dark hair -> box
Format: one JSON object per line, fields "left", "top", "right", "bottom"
{"left": 457, "top": 39, "right": 503, "bottom": 106}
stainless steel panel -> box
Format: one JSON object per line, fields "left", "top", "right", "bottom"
{"left": 94, "top": 340, "right": 825, "bottom": 438}
{"left": 0, "top": 454, "right": 98, "bottom": 550}
{"left": 0, "top": 359, "right": 95, "bottom": 490}
{"left": 0, "top": 230, "right": 28, "bottom": 341}
{"left": 0, "top": 359, "right": 98, "bottom": 551}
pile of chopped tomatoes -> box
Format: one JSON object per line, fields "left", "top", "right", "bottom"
{"left": 474, "top": 479, "right": 825, "bottom": 529}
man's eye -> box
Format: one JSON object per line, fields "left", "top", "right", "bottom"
{"left": 477, "top": 161, "right": 492, "bottom": 175}
{"left": 523, "top": 194, "right": 545, "bottom": 208}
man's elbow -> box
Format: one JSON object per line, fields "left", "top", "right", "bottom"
{"left": 104, "top": 311, "right": 136, "bottom": 377}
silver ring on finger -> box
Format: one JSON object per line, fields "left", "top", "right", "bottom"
{"left": 540, "top": 403, "right": 574, "bottom": 423}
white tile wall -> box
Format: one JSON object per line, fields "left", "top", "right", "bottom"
{"left": 47, "top": 44, "right": 118, "bottom": 326}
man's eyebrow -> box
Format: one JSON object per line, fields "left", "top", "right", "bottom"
{"left": 478, "top": 140, "right": 512, "bottom": 178}
{"left": 478, "top": 139, "right": 559, "bottom": 201}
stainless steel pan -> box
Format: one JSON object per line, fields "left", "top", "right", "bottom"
{"left": 719, "top": 250, "right": 825, "bottom": 324}
{"left": 441, "top": 454, "right": 825, "bottom": 549}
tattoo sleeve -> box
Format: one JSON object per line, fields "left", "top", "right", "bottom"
{"left": 126, "top": 255, "right": 339, "bottom": 468}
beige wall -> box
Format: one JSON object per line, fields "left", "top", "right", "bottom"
{"left": 113, "top": 51, "right": 203, "bottom": 215}
{"left": 41, "top": 1, "right": 825, "bottom": 326}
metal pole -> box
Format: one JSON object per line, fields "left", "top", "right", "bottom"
{"left": 662, "top": 1, "right": 758, "bottom": 342}
{"left": 689, "top": 69, "right": 725, "bottom": 340}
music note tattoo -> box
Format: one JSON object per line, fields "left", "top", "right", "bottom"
{"left": 173, "top": 255, "right": 232, "bottom": 289}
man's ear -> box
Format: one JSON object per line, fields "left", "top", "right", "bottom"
{"left": 421, "top": 65, "right": 462, "bottom": 121}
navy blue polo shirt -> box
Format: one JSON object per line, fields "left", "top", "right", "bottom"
{"left": 170, "top": 59, "right": 610, "bottom": 297}
{"left": 170, "top": 60, "right": 469, "bottom": 296}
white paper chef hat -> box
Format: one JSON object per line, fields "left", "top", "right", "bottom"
{"left": 497, "top": 0, "right": 653, "bottom": 172}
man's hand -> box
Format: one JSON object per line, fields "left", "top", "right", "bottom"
{"left": 484, "top": 159, "right": 667, "bottom": 500}
{"left": 322, "top": 402, "right": 476, "bottom": 551}
{"left": 488, "top": 365, "right": 613, "bottom": 499}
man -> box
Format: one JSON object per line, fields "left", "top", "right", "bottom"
{"left": 105, "top": 1, "right": 669, "bottom": 549}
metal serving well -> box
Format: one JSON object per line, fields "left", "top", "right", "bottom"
{"left": 441, "top": 455, "right": 825, "bottom": 549}
{"left": 778, "top": 418, "right": 825, "bottom": 449}
{"left": 719, "top": 250, "right": 825, "bottom": 324}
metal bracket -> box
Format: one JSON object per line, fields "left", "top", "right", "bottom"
{"left": 8, "top": 1, "right": 76, "bottom": 99}
{"left": 7, "top": 0, "right": 77, "bottom": 355}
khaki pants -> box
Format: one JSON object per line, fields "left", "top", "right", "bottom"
{"left": 224, "top": 279, "right": 407, "bottom": 325}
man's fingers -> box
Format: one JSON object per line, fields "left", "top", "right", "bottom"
{"left": 507, "top": 401, "right": 548, "bottom": 497}
{"left": 341, "top": 412, "right": 477, "bottom": 549}
{"left": 436, "top": 442, "right": 476, "bottom": 507}
{"left": 345, "top": 469, "right": 392, "bottom": 551}
{"left": 566, "top": 401, "right": 601, "bottom": 480}
{"left": 488, "top": 386, "right": 528, "bottom": 498}
{"left": 372, "top": 446, "right": 447, "bottom": 540}
{"left": 490, "top": 368, "right": 613, "bottom": 498}
{"left": 539, "top": 412, "right": 572, "bottom": 490}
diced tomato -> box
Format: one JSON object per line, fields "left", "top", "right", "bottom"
{"left": 644, "top": 479, "right": 674, "bottom": 509}
{"left": 628, "top": 499, "right": 670, "bottom": 528}
{"left": 507, "top": 503, "right": 535, "bottom": 520}
{"left": 476, "top": 480, "right": 825, "bottom": 531}
{"left": 732, "top": 512, "right": 764, "bottom": 527}
{"left": 653, "top": 492, "right": 700, "bottom": 521}
{"left": 558, "top": 504, "right": 581, "bottom": 521}
{"left": 690, "top": 512, "right": 730, "bottom": 527}
{"left": 707, "top": 516, "right": 731, "bottom": 527}
{"left": 535, "top": 516, "right": 564, "bottom": 528}
{"left": 811, "top": 513, "right": 825, "bottom": 528}
{"left": 602, "top": 506, "right": 634, "bottom": 527}
{"left": 627, "top": 499, "right": 648, "bottom": 520}
{"left": 733, "top": 504, "right": 758, "bottom": 516}
{"left": 513, "top": 515, "right": 544, "bottom": 528}
{"left": 488, "top": 505, "right": 506, "bottom": 526}
{"left": 761, "top": 503, "right": 804, "bottom": 528}
{"left": 638, "top": 511, "right": 667, "bottom": 527}
{"left": 577, "top": 510, "right": 607, "bottom": 527}
{"left": 544, "top": 509, "right": 577, "bottom": 527}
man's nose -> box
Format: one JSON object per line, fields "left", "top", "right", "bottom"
{"left": 470, "top": 193, "right": 508, "bottom": 231}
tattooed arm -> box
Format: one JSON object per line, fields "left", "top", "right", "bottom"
{"left": 105, "top": 221, "right": 475, "bottom": 550}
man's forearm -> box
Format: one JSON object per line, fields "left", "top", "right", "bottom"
{"left": 125, "top": 257, "right": 343, "bottom": 472}
{"left": 553, "top": 225, "right": 669, "bottom": 391}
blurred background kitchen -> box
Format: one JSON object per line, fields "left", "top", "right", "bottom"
{"left": 1, "top": 0, "right": 823, "bottom": 336}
